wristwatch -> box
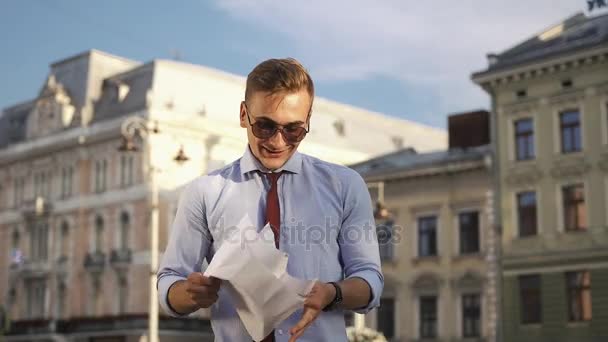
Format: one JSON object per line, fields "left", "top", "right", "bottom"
{"left": 323, "top": 282, "right": 343, "bottom": 311}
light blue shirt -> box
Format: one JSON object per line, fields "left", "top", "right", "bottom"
{"left": 157, "top": 147, "right": 383, "bottom": 342}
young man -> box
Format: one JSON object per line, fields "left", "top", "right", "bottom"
{"left": 157, "top": 58, "right": 383, "bottom": 341}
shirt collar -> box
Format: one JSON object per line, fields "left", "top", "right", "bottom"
{"left": 240, "top": 145, "right": 303, "bottom": 175}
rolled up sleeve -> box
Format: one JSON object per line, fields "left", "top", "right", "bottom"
{"left": 157, "top": 179, "right": 212, "bottom": 317}
{"left": 338, "top": 170, "right": 384, "bottom": 313}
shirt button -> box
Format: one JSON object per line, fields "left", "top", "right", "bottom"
{"left": 277, "top": 329, "right": 284, "bottom": 335}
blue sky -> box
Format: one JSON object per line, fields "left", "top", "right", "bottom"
{"left": 0, "top": 0, "right": 587, "bottom": 128}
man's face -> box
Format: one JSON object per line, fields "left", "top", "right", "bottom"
{"left": 240, "top": 89, "right": 311, "bottom": 171}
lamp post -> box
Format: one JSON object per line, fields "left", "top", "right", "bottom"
{"left": 119, "top": 117, "right": 188, "bottom": 342}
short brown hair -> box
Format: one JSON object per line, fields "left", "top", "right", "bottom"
{"left": 245, "top": 58, "right": 315, "bottom": 107}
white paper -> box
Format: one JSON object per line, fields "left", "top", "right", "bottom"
{"left": 204, "top": 215, "right": 315, "bottom": 341}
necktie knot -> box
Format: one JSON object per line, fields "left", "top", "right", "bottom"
{"left": 267, "top": 172, "right": 281, "bottom": 185}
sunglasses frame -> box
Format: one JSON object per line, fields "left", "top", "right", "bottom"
{"left": 243, "top": 103, "right": 310, "bottom": 143}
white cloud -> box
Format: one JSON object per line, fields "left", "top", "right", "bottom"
{"left": 213, "top": 0, "right": 584, "bottom": 120}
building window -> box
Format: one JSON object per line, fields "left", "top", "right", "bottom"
{"left": 459, "top": 211, "right": 480, "bottom": 254}
{"left": 377, "top": 219, "right": 394, "bottom": 261}
{"left": 563, "top": 184, "right": 586, "bottom": 232}
{"left": 57, "top": 282, "right": 67, "bottom": 318}
{"left": 11, "top": 228, "right": 22, "bottom": 266}
{"left": 462, "top": 293, "right": 481, "bottom": 338}
{"left": 61, "top": 166, "right": 73, "bottom": 198}
{"left": 94, "top": 216, "right": 104, "bottom": 252}
{"left": 117, "top": 275, "right": 128, "bottom": 314}
{"left": 517, "top": 191, "right": 537, "bottom": 237}
{"left": 519, "top": 275, "right": 542, "bottom": 324}
{"left": 514, "top": 118, "right": 534, "bottom": 160}
{"left": 377, "top": 298, "right": 395, "bottom": 339}
{"left": 566, "top": 271, "right": 592, "bottom": 322}
{"left": 120, "top": 155, "right": 134, "bottom": 187}
{"left": 26, "top": 278, "right": 46, "bottom": 318}
{"left": 418, "top": 216, "right": 438, "bottom": 257}
{"left": 420, "top": 296, "right": 437, "bottom": 339}
{"left": 119, "top": 212, "right": 130, "bottom": 251}
{"left": 560, "top": 110, "right": 582, "bottom": 153}
{"left": 30, "top": 220, "right": 49, "bottom": 262}
{"left": 33, "top": 171, "right": 52, "bottom": 198}
{"left": 95, "top": 160, "right": 108, "bottom": 192}
{"left": 91, "top": 277, "right": 102, "bottom": 316}
{"left": 57, "top": 221, "right": 69, "bottom": 260}
{"left": 13, "top": 177, "right": 25, "bottom": 206}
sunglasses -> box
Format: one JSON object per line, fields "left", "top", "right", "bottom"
{"left": 244, "top": 103, "right": 310, "bottom": 143}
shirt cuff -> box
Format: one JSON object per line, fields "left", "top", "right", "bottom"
{"left": 346, "top": 269, "right": 384, "bottom": 314}
{"left": 157, "top": 274, "right": 188, "bottom": 317}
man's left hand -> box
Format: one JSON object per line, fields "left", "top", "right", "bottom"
{"left": 289, "top": 281, "right": 336, "bottom": 341}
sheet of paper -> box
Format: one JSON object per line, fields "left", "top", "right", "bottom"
{"left": 204, "top": 216, "right": 315, "bottom": 341}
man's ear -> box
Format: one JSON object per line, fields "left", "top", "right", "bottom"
{"left": 239, "top": 101, "right": 247, "bottom": 128}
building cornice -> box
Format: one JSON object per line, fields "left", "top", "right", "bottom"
{"left": 0, "top": 113, "right": 145, "bottom": 166}
{"left": 362, "top": 159, "right": 489, "bottom": 183}
{"left": 472, "top": 45, "right": 608, "bottom": 88}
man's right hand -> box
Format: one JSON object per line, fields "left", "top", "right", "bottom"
{"left": 168, "top": 272, "right": 222, "bottom": 314}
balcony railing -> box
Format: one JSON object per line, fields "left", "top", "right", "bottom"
{"left": 83, "top": 251, "right": 105, "bottom": 272}
{"left": 110, "top": 249, "right": 132, "bottom": 267}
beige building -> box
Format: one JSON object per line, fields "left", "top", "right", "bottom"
{"left": 473, "top": 12, "right": 608, "bottom": 341}
{"left": 0, "top": 50, "right": 447, "bottom": 341}
{"left": 350, "top": 111, "right": 498, "bottom": 342}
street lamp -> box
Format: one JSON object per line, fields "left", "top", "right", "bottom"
{"left": 118, "top": 117, "right": 188, "bottom": 342}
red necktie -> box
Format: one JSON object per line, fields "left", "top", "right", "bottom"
{"left": 261, "top": 172, "right": 282, "bottom": 342}
{"left": 265, "top": 172, "right": 282, "bottom": 249}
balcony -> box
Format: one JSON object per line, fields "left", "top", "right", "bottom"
{"left": 15, "top": 259, "right": 52, "bottom": 277}
{"left": 20, "top": 196, "right": 52, "bottom": 217}
{"left": 110, "top": 249, "right": 132, "bottom": 268}
{"left": 55, "top": 255, "right": 70, "bottom": 276}
{"left": 83, "top": 252, "right": 105, "bottom": 273}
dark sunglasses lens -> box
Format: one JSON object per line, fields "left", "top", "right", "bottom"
{"left": 252, "top": 122, "right": 277, "bottom": 139}
{"left": 283, "top": 127, "right": 307, "bottom": 143}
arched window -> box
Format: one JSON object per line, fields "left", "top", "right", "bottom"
{"left": 58, "top": 221, "right": 69, "bottom": 259}
{"left": 117, "top": 275, "right": 128, "bottom": 314}
{"left": 95, "top": 216, "right": 104, "bottom": 252}
{"left": 120, "top": 212, "right": 130, "bottom": 251}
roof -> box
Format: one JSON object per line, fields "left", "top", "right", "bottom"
{"left": 0, "top": 100, "right": 34, "bottom": 148}
{"left": 350, "top": 145, "right": 491, "bottom": 180}
{"left": 474, "top": 12, "right": 608, "bottom": 77}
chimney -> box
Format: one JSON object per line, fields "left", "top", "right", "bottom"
{"left": 448, "top": 110, "right": 490, "bottom": 150}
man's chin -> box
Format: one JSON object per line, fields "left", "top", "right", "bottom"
{"left": 261, "top": 158, "right": 287, "bottom": 171}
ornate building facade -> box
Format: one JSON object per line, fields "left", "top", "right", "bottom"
{"left": 351, "top": 111, "right": 498, "bottom": 342}
{"left": 0, "top": 50, "right": 447, "bottom": 341}
{"left": 473, "top": 12, "right": 608, "bottom": 341}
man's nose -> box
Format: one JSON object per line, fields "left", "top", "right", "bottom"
{"left": 267, "top": 128, "right": 288, "bottom": 147}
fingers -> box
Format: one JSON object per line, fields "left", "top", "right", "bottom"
{"left": 289, "top": 308, "right": 316, "bottom": 341}
{"left": 186, "top": 273, "right": 221, "bottom": 308}
{"left": 188, "top": 273, "right": 221, "bottom": 289}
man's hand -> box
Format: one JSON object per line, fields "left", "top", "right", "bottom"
{"left": 289, "top": 281, "right": 336, "bottom": 342}
{"left": 185, "top": 273, "right": 222, "bottom": 309}
{"left": 168, "top": 272, "right": 222, "bottom": 314}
